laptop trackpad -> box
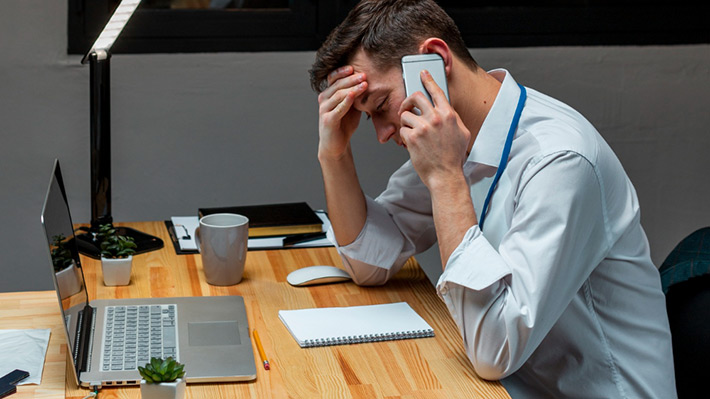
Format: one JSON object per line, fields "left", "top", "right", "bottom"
{"left": 188, "top": 321, "right": 241, "bottom": 346}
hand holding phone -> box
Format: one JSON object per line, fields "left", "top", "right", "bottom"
{"left": 399, "top": 53, "right": 470, "bottom": 188}
{"left": 401, "top": 54, "right": 449, "bottom": 108}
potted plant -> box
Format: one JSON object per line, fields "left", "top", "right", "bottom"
{"left": 138, "top": 357, "right": 186, "bottom": 399}
{"left": 51, "top": 234, "right": 82, "bottom": 299}
{"left": 97, "top": 224, "right": 137, "bottom": 286}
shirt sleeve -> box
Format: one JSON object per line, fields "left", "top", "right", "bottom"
{"left": 328, "top": 196, "right": 407, "bottom": 285}
{"left": 437, "top": 151, "right": 610, "bottom": 380}
{"left": 329, "top": 161, "right": 438, "bottom": 286}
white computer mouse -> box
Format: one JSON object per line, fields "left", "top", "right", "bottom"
{"left": 286, "top": 265, "right": 352, "bottom": 287}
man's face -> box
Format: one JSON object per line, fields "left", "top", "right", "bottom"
{"left": 350, "top": 50, "right": 407, "bottom": 147}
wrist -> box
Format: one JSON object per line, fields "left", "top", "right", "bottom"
{"left": 425, "top": 170, "right": 468, "bottom": 194}
{"left": 318, "top": 142, "right": 351, "bottom": 164}
{"left": 427, "top": 172, "right": 477, "bottom": 266}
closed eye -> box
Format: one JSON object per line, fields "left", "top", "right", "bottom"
{"left": 364, "top": 95, "right": 388, "bottom": 121}
{"left": 376, "top": 96, "right": 388, "bottom": 112}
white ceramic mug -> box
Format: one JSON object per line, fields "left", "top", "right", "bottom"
{"left": 195, "top": 213, "right": 249, "bottom": 285}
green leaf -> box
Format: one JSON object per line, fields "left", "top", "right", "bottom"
{"left": 138, "top": 366, "right": 154, "bottom": 382}
{"left": 140, "top": 357, "right": 185, "bottom": 383}
{"left": 159, "top": 359, "right": 169, "bottom": 375}
{"left": 165, "top": 361, "right": 175, "bottom": 375}
{"left": 144, "top": 371, "right": 159, "bottom": 383}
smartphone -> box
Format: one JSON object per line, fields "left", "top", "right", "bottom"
{"left": 401, "top": 53, "right": 449, "bottom": 107}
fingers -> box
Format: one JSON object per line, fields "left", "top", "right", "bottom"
{"left": 399, "top": 107, "right": 422, "bottom": 130}
{"left": 320, "top": 80, "right": 367, "bottom": 117}
{"left": 322, "top": 67, "right": 365, "bottom": 100}
{"left": 399, "top": 68, "right": 452, "bottom": 122}
{"left": 419, "top": 70, "right": 448, "bottom": 107}
{"left": 399, "top": 69, "right": 447, "bottom": 118}
{"left": 398, "top": 90, "right": 431, "bottom": 119}
{"left": 327, "top": 65, "right": 353, "bottom": 86}
{"left": 334, "top": 82, "right": 366, "bottom": 116}
{"left": 318, "top": 67, "right": 368, "bottom": 160}
{"left": 319, "top": 67, "right": 366, "bottom": 115}
{"left": 399, "top": 71, "right": 440, "bottom": 117}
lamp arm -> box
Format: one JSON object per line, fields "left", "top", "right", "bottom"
{"left": 89, "top": 50, "right": 113, "bottom": 229}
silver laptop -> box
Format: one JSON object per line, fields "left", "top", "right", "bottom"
{"left": 40, "top": 159, "right": 256, "bottom": 388}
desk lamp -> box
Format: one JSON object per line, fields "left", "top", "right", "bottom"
{"left": 75, "top": 0, "right": 163, "bottom": 258}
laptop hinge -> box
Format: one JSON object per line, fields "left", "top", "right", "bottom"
{"left": 75, "top": 304, "right": 95, "bottom": 373}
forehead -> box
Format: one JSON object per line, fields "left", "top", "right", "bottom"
{"left": 350, "top": 49, "right": 398, "bottom": 76}
{"left": 350, "top": 49, "right": 401, "bottom": 108}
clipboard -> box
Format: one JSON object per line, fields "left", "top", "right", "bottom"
{"left": 164, "top": 212, "right": 334, "bottom": 255}
{"left": 164, "top": 220, "right": 199, "bottom": 255}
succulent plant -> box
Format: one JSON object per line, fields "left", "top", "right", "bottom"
{"left": 97, "top": 224, "right": 137, "bottom": 259}
{"left": 138, "top": 357, "right": 186, "bottom": 384}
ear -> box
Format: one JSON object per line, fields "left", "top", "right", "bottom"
{"left": 418, "top": 38, "right": 453, "bottom": 77}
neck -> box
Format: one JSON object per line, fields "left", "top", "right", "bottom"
{"left": 449, "top": 60, "right": 501, "bottom": 153}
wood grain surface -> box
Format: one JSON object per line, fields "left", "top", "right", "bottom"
{"left": 6, "top": 221, "right": 509, "bottom": 399}
{"left": 0, "top": 291, "right": 67, "bottom": 399}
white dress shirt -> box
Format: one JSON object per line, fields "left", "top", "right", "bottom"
{"left": 328, "top": 69, "right": 677, "bottom": 398}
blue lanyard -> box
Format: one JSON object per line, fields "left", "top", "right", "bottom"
{"left": 478, "top": 83, "right": 527, "bottom": 231}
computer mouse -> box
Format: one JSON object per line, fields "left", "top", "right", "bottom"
{"left": 286, "top": 265, "right": 352, "bottom": 287}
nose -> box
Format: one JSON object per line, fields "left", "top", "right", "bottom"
{"left": 372, "top": 117, "right": 396, "bottom": 144}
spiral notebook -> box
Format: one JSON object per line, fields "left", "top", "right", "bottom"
{"left": 278, "top": 302, "right": 434, "bottom": 348}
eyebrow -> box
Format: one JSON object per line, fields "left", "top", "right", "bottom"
{"left": 358, "top": 87, "right": 385, "bottom": 111}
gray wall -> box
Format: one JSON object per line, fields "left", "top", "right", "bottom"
{"left": 1, "top": 0, "right": 709, "bottom": 292}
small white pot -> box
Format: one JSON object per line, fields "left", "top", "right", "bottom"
{"left": 101, "top": 255, "right": 133, "bottom": 286}
{"left": 140, "top": 378, "right": 186, "bottom": 399}
{"left": 56, "top": 261, "right": 82, "bottom": 299}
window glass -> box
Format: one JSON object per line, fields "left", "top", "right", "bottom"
{"left": 67, "top": 1, "right": 710, "bottom": 55}
{"left": 140, "top": 0, "right": 291, "bottom": 10}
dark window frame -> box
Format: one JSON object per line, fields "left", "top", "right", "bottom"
{"left": 68, "top": 1, "right": 710, "bottom": 56}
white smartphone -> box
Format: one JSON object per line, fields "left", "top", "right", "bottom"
{"left": 401, "top": 53, "right": 449, "bottom": 106}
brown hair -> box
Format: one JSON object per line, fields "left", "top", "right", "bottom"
{"left": 309, "top": 0, "right": 477, "bottom": 93}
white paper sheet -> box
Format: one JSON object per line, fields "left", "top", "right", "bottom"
{"left": 0, "top": 329, "right": 51, "bottom": 385}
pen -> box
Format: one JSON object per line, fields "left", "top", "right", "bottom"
{"left": 253, "top": 330, "right": 270, "bottom": 370}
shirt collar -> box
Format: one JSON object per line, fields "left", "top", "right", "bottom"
{"left": 466, "top": 69, "right": 523, "bottom": 167}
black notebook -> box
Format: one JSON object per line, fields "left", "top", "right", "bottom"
{"left": 279, "top": 302, "right": 435, "bottom": 348}
{"left": 198, "top": 202, "right": 323, "bottom": 238}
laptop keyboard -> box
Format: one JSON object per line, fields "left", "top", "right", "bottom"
{"left": 100, "top": 304, "right": 178, "bottom": 371}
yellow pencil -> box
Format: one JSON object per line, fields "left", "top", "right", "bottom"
{"left": 253, "top": 329, "right": 270, "bottom": 370}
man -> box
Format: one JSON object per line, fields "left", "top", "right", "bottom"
{"left": 309, "top": 0, "right": 677, "bottom": 397}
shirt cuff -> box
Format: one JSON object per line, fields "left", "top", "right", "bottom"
{"left": 327, "top": 196, "right": 405, "bottom": 270}
{"left": 437, "top": 224, "right": 512, "bottom": 294}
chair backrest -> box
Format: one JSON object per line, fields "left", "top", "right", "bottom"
{"left": 659, "top": 227, "right": 710, "bottom": 294}
{"left": 660, "top": 227, "right": 710, "bottom": 398}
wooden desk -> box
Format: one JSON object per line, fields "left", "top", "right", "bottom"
{"left": 0, "top": 291, "right": 67, "bottom": 399}
{"left": 19, "top": 221, "right": 509, "bottom": 398}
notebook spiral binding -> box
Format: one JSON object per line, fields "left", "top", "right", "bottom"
{"left": 302, "top": 329, "right": 435, "bottom": 348}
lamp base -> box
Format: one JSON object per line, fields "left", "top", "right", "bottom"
{"left": 76, "top": 226, "right": 164, "bottom": 259}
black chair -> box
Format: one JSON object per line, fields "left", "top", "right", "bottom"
{"left": 659, "top": 227, "right": 710, "bottom": 399}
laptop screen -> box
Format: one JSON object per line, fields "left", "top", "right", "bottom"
{"left": 40, "top": 159, "right": 89, "bottom": 379}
